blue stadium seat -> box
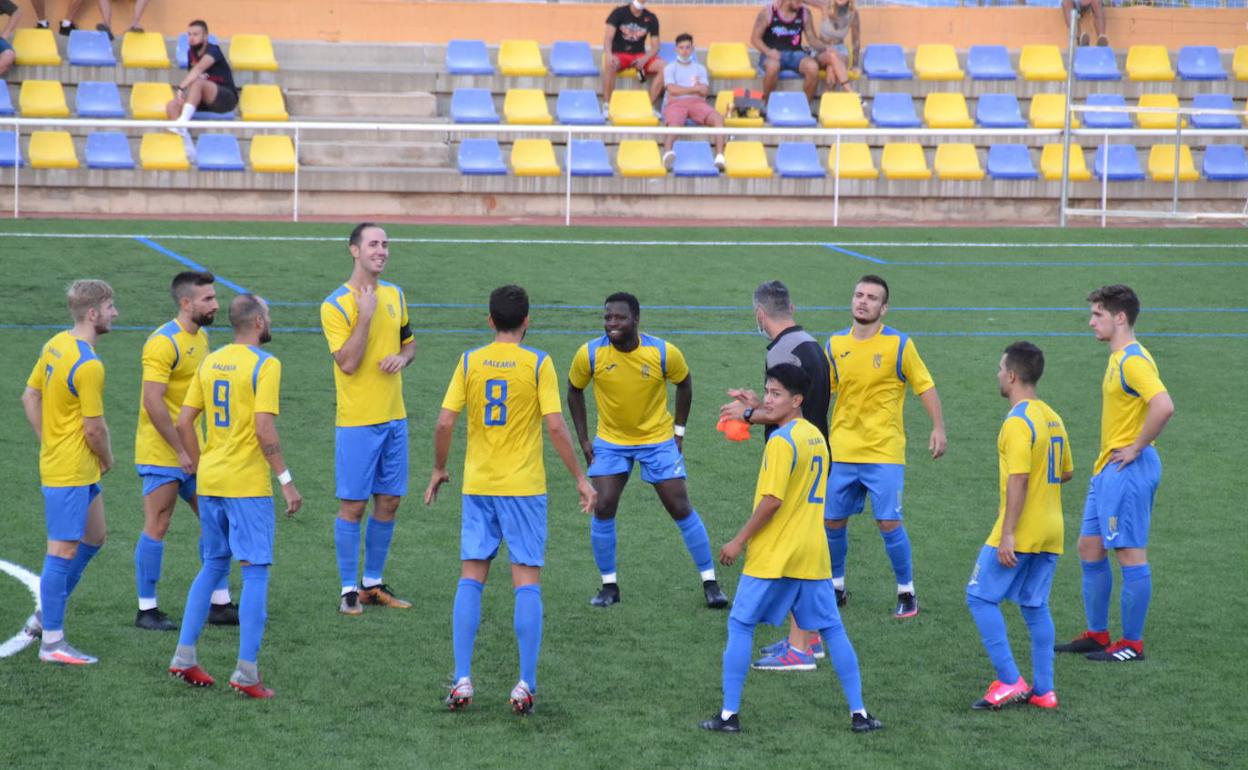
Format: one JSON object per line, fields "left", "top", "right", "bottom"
{"left": 451, "top": 88, "right": 500, "bottom": 124}
{"left": 672, "top": 140, "right": 719, "bottom": 177}
{"left": 658, "top": 41, "right": 677, "bottom": 64}
{"left": 446, "top": 39, "right": 494, "bottom": 75}
{"left": 1074, "top": 47, "right": 1121, "bottom": 80}
{"left": 967, "top": 45, "right": 1015, "bottom": 80}
{"left": 192, "top": 108, "right": 236, "bottom": 121}
{"left": 767, "top": 92, "right": 816, "bottom": 127}
{"left": 1190, "top": 94, "right": 1240, "bottom": 129}
{"left": 1024, "top": 0, "right": 1061, "bottom": 6}
{"left": 1083, "top": 93, "right": 1133, "bottom": 129}
{"left": 195, "top": 134, "right": 245, "bottom": 171}
{"left": 85, "top": 132, "right": 134, "bottom": 169}
{"left": 176, "top": 32, "right": 219, "bottom": 68}
{"left": 863, "top": 45, "right": 912, "bottom": 79}
{"left": 871, "top": 92, "right": 921, "bottom": 127}
{"left": 1093, "top": 145, "right": 1144, "bottom": 181}
{"left": 67, "top": 30, "right": 116, "bottom": 66}
{"left": 568, "top": 139, "right": 613, "bottom": 176}
{"left": 74, "top": 81, "right": 125, "bottom": 118}
{"left": 1202, "top": 145, "right": 1248, "bottom": 180}
{"left": 0, "top": 86, "right": 14, "bottom": 116}
{"left": 975, "top": 93, "right": 1026, "bottom": 128}
{"left": 0, "top": 131, "right": 21, "bottom": 167}
{"left": 458, "top": 138, "right": 507, "bottom": 175}
{"left": 556, "top": 89, "right": 605, "bottom": 125}
{"left": 550, "top": 41, "right": 598, "bottom": 76}
{"left": 986, "top": 145, "right": 1038, "bottom": 180}
{"left": 775, "top": 142, "right": 824, "bottom": 178}
{"left": 1176, "top": 46, "right": 1226, "bottom": 80}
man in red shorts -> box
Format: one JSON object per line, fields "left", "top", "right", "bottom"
{"left": 602, "top": 0, "right": 665, "bottom": 117}
{"left": 661, "top": 33, "right": 725, "bottom": 172}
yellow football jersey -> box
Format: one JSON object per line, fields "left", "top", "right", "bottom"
{"left": 135, "top": 319, "right": 209, "bottom": 467}
{"left": 320, "top": 280, "right": 414, "bottom": 427}
{"left": 26, "top": 331, "right": 105, "bottom": 487}
{"left": 184, "top": 344, "right": 282, "bottom": 498}
{"left": 568, "top": 334, "right": 689, "bottom": 445}
{"left": 743, "top": 418, "right": 833, "bottom": 580}
{"left": 987, "top": 399, "right": 1072, "bottom": 554}
{"left": 441, "top": 342, "right": 561, "bottom": 497}
{"left": 1095, "top": 343, "right": 1167, "bottom": 474}
{"left": 824, "top": 325, "right": 935, "bottom": 464}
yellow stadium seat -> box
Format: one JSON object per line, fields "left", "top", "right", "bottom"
{"left": 511, "top": 139, "right": 561, "bottom": 176}
{"left": 122, "top": 31, "right": 171, "bottom": 68}
{"left": 934, "top": 143, "right": 984, "bottom": 181}
{"left": 819, "top": 92, "right": 868, "bottom": 128}
{"left": 1136, "top": 94, "right": 1184, "bottom": 129}
{"left": 616, "top": 140, "right": 665, "bottom": 177}
{"left": 881, "top": 143, "right": 931, "bottom": 180}
{"left": 140, "top": 134, "right": 189, "bottom": 171}
{"left": 914, "top": 44, "right": 963, "bottom": 81}
{"left": 13, "top": 29, "right": 61, "bottom": 66}
{"left": 1235, "top": 45, "right": 1248, "bottom": 81}
{"left": 250, "top": 135, "right": 296, "bottom": 173}
{"left": 1125, "top": 45, "right": 1174, "bottom": 81}
{"left": 229, "top": 34, "right": 279, "bottom": 72}
{"left": 1147, "top": 144, "right": 1198, "bottom": 182}
{"left": 240, "top": 85, "right": 289, "bottom": 122}
{"left": 828, "top": 142, "right": 877, "bottom": 179}
{"left": 130, "top": 82, "right": 174, "bottom": 120}
{"left": 499, "top": 40, "right": 547, "bottom": 77}
{"left": 608, "top": 90, "right": 658, "bottom": 126}
{"left": 504, "top": 89, "right": 553, "bottom": 125}
{"left": 19, "top": 80, "right": 69, "bottom": 118}
{"left": 924, "top": 93, "right": 973, "bottom": 128}
{"left": 724, "top": 141, "right": 772, "bottom": 178}
{"left": 1040, "top": 144, "right": 1091, "bottom": 181}
{"left": 29, "top": 131, "right": 79, "bottom": 170}
{"left": 1019, "top": 45, "right": 1066, "bottom": 81}
{"left": 707, "top": 42, "right": 756, "bottom": 79}
{"left": 1029, "top": 93, "right": 1078, "bottom": 129}
{"left": 715, "top": 90, "right": 764, "bottom": 128}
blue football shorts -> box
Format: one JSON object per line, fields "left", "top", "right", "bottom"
{"left": 588, "top": 437, "right": 686, "bottom": 484}
{"left": 730, "top": 575, "right": 844, "bottom": 632}
{"left": 42, "top": 483, "right": 102, "bottom": 541}
{"left": 198, "top": 495, "right": 275, "bottom": 566}
{"left": 335, "top": 419, "right": 408, "bottom": 500}
{"left": 825, "top": 462, "right": 905, "bottom": 521}
{"left": 965, "top": 545, "right": 1058, "bottom": 608}
{"left": 136, "top": 464, "right": 196, "bottom": 502}
{"left": 460, "top": 494, "right": 548, "bottom": 567}
{"left": 1080, "top": 445, "right": 1161, "bottom": 549}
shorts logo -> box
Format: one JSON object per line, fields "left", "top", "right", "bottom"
{"left": 895, "top": 491, "right": 903, "bottom": 513}
{"left": 641, "top": 364, "right": 651, "bottom": 379}
{"left": 873, "top": 353, "right": 882, "bottom": 369}
{"left": 968, "top": 563, "right": 980, "bottom": 587}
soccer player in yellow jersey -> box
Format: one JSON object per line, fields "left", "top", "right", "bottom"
{"left": 132, "top": 271, "right": 237, "bottom": 632}
{"left": 701, "top": 364, "right": 882, "bottom": 734}
{"left": 425, "top": 285, "right": 595, "bottom": 716}
{"left": 824, "top": 275, "right": 946, "bottom": 619}
{"left": 21, "top": 279, "right": 118, "bottom": 665}
{"left": 966, "top": 342, "right": 1073, "bottom": 711}
{"left": 1056, "top": 285, "right": 1174, "bottom": 663}
{"left": 169, "top": 295, "right": 302, "bottom": 699}
{"left": 321, "top": 223, "right": 416, "bottom": 615}
{"left": 567, "top": 292, "right": 728, "bottom": 610}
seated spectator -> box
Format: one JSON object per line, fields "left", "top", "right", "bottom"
{"left": 660, "top": 33, "right": 725, "bottom": 172}
{"left": 751, "top": 0, "right": 819, "bottom": 103}
{"left": 1061, "top": 0, "right": 1107, "bottom": 47}
{"left": 0, "top": 0, "right": 20, "bottom": 79}
{"left": 34, "top": 0, "right": 151, "bottom": 40}
{"left": 165, "top": 19, "right": 238, "bottom": 162}
{"left": 602, "top": 0, "right": 665, "bottom": 117}
{"left": 808, "top": 0, "right": 858, "bottom": 93}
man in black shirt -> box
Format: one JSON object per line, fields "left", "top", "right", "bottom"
{"left": 602, "top": 0, "right": 665, "bottom": 114}
{"left": 165, "top": 19, "right": 239, "bottom": 162}
{"left": 0, "top": 0, "right": 20, "bottom": 79}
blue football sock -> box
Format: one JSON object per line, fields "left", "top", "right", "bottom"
{"left": 334, "top": 518, "right": 361, "bottom": 590}
{"left": 63, "top": 542, "right": 100, "bottom": 598}
{"left": 238, "top": 565, "right": 269, "bottom": 664}
{"left": 363, "top": 517, "right": 396, "bottom": 585}
{"left": 722, "top": 617, "right": 754, "bottom": 714}
{"left": 590, "top": 516, "right": 617, "bottom": 577}
{"left": 1021, "top": 604, "right": 1055, "bottom": 696}
{"left": 1120, "top": 563, "right": 1152, "bottom": 642}
{"left": 178, "top": 556, "right": 230, "bottom": 648}
{"left": 817, "top": 621, "right": 865, "bottom": 713}
{"left": 213, "top": 568, "right": 230, "bottom": 594}
{"left": 881, "top": 526, "right": 913, "bottom": 586}
{"left": 967, "top": 594, "right": 1021, "bottom": 684}
{"left": 39, "top": 554, "right": 73, "bottom": 634}
{"left": 674, "top": 511, "right": 714, "bottom": 574}
{"left": 1081, "top": 558, "right": 1112, "bottom": 633}
{"left": 452, "top": 578, "right": 484, "bottom": 681}
{"left": 826, "top": 526, "right": 848, "bottom": 580}
{"left": 135, "top": 533, "right": 164, "bottom": 602}
{"left": 514, "top": 584, "right": 543, "bottom": 691}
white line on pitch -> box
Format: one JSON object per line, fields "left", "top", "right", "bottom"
{"left": 0, "top": 558, "right": 40, "bottom": 659}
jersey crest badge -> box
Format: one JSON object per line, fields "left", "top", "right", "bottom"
{"left": 641, "top": 364, "right": 651, "bottom": 379}
{"left": 873, "top": 353, "right": 882, "bottom": 369}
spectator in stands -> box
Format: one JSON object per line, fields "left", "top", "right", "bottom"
{"left": 165, "top": 19, "right": 238, "bottom": 162}
{"left": 0, "top": 0, "right": 21, "bottom": 79}
{"left": 1061, "top": 0, "right": 1107, "bottom": 48}
{"left": 751, "top": 0, "right": 819, "bottom": 103}
{"left": 809, "top": 0, "right": 859, "bottom": 93}
{"left": 660, "top": 33, "right": 726, "bottom": 172}
{"left": 34, "top": 0, "right": 151, "bottom": 40}
{"left": 602, "top": 0, "right": 666, "bottom": 117}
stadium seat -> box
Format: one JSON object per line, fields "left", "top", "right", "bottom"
{"left": 672, "top": 140, "right": 719, "bottom": 177}
{"left": 458, "top": 138, "right": 507, "bottom": 175}
{"left": 1235, "top": 45, "right": 1248, "bottom": 80}
{"left": 1190, "top": 94, "right": 1241, "bottom": 129}
{"left": 504, "top": 89, "right": 553, "bottom": 125}
{"left": 924, "top": 93, "right": 973, "bottom": 128}
{"left": 191, "top": 107, "right": 237, "bottom": 122}
{"left": 1093, "top": 145, "right": 1145, "bottom": 181}
{"left": 250, "top": 135, "right": 296, "bottom": 173}
{"left": 863, "top": 44, "right": 912, "bottom": 79}
{"left": 1083, "top": 93, "right": 1132, "bottom": 129}
{"left": 1202, "top": 144, "right": 1248, "bottom": 180}
{"left": 130, "top": 82, "right": 174, "bottom": 120}
{"left": 140, "top": 134, "right": 190, "bottom": 171}
{"left": 819, "top": 92, "right": 868, "bottom": 128}
{"left": 617, "top": 140, "right": 665, "bottom": 177}
{"left": 67, "top": 30, "right": 116, "bottom": 66}
{"left": 986, "top": 144, "right": 1038, "bottom": 180}
{"left": 0, "top": 87, "right": 12, "bottom": 117}
{"left": 775, "top": 142, "right": 824, "bottom": 178}
{"left": 975, "top": 93, "right": 1026, "bottom": 128}
{"left": 1024, "top": 0, "right": 1061, "bottom": 6}
{"left": 1074, "top": 47, "right": 1121, "bottom": 81}
{"left": 828, "top": 142, "right": 877, "bottom": 179}
{"left": 195, "top": 134, "right": 245, "bottom": 171}
{"left": 557, "top": 89, "right": 605, "bottom": 125}
{"left": 1125, "top": 45, "right": 1174, "bottom": 81}
{"left": 881, "top": 144, "right": 930, "bottom": 180}
{"left": 450, "top": 88, "right": 500, "bottom": 124}
{"left": 715, "top": 91, "right": 764, "bottom": 128}
{"left": 229, "top": 34, "right": 279, "bottom": 71}
{"left": 767, "top": 92, "right": 815, "bottom": 127}
{"left": 1176, "top": 46, "right": 1226, "bottom": 81}
{"left": 1146, "top": 144, "right": 1198, "bottom": 182}
{"left": 967, "top": 45, "right": 1015, "bottom": 80}
{"left": 1019, "top": 45, "right": 1066, "bottom": 81}
{"left": 0, "top": 131, "right": 22, "bottom": 167}
{"left": 75, "top": 81, "right": 126, "bottom": 119}
{"left": 499, "top": 40, "right": 547, "bottom": 77}
{"left": 510, "top": 138, "right": 561, "bottom": 176}
{"left": 550, "top": 41, "right": 598, "bottom": 77}
{"left": 239, "top": 85, "right": 289, "bottom": 121}
{"left": 707, "top": 43, "right": 755, "bottom": 79}
{"left": 176, "top": 32, "right": 220, "bottom": 68}
{"left": 871, "top": 93, "right": 921, "bottom": 128}
{"left": 568, "top": 139, "right": 613, "bottom": 177}
{"left": 1136, "top": 93, "right": 1184, "bottom": 129}
{"left": 724, "top": 141, "right": 772, "bottom": 178}
{"left": 122, "top": 31, "right": 171, "bottom": 68}
{"left": 85, "top": 132, "right": 135, "bottom": 169}
{"left": 914, "top": 44, "right": 963, "bottom": 80}
{"left": 608, "top": 90, "right": 658, "bottom": 126}
{"left": 1029, "top": 93, "right": 1078, "bottom": 129}
{"left": 19, "top": 81, "right": 70, "bottom": 118}
{"left": 934, "top": 143, "right": 984, "bottom": 180}
{"left": 446, "top": 39, "right": 493, "bottom": 75}
{"left": 13, "top": 28, "right": 61, "bottom": 66}
{"left": 1040, "top": 144, "right": 1091, "bottom": 181}
{"left": 29, "top": 131, "right": 79, "bottom": 170}
{"left": 658, "top": 41, "right": 677, "bottom": 65}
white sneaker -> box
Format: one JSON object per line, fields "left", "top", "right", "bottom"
{"left": 181, "top": 133, "right": 197, "bottom": 165}
{"left": 602, "top": 102, "right": 611, "bottom": 120}
{"left": 662, "top": 150, "right": 675, "bottom": 170}
{"left": 714, "top": 153, "right": 726, "bottom": 171}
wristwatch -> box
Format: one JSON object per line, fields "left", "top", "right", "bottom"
{"left": 742, "top": 407, "right": 755, "bottom": 423}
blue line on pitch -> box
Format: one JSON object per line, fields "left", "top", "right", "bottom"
{"left": 823, "top": 244, "right": 888, "bottom": 264}
{"left": 133, "top": 237, "right": 253, "bottom": 295}
{"left": 891, "top": 260, "right": 1248, "bottom": 268}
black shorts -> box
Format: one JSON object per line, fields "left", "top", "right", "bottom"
{"left": 202, "top": 85, "right": 238, "bottom": 114}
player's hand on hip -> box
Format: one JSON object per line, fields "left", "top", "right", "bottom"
{"left": 674, "top": 435, "right": 684, "bottom": 454}
{"left": 576, "top": 477, "right": 597, "bottom": 514}
{"left": 355, "top": 283, "right": 378, "bottom": 319}
{"left": 282, "top": 483, "right": 302, "bottom": 518}
{"left": 929, "top": 428, "right": 947, "bottom": 459}
{"left": 424, "top": 469, "right": 450, "bottom": 505}
{"left": 377, "top": 354, "right": 404, "bottom": 374}
{"left": 718, "top": 538, "right": 743, "bottom": 566}
{"left": 1109, "top": 445, "right": 1139, "bottom": 470}
{"left": 580, "top": 440, "right": 595, "bottom": 466}
{"left": 996, "top": 534, "right": 1017, "bottom": 568}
